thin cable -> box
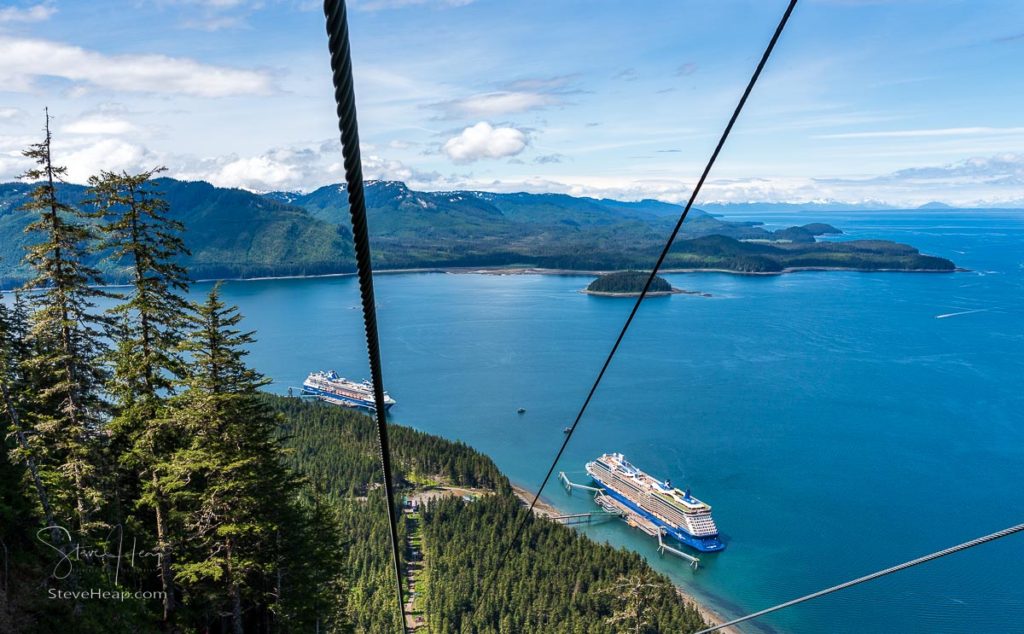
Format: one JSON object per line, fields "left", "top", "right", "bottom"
{"left": 695, "top": 522, "right": 1024, "bottom": 633}
{"left": 499, "top": 0, "right": 799, "bottom": 564}
{"left": 323, "top": 2, "right": 407, "bottom": 632}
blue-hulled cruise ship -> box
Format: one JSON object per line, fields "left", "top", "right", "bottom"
{"left": 586, "top": 453, "right": 724, "bottom": 552}
{"left": 302, "top": 370, "right": 396, "bottom": 411}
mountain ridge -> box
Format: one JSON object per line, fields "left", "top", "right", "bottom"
{"left": 0, "top": 178, "right": 955, "bottom": 288}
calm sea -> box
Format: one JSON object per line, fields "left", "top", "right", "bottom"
{"left": 15, "top": 210, "right": 1024, "bottom": 632}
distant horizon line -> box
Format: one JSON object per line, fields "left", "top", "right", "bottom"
{"left": 4, "top": 177, "right": 1024, "bottom": 211}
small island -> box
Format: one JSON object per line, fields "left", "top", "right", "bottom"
{"left": 584, "top": 270, "right": 686, "bottom": 297}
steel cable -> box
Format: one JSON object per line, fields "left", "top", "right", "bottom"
{"left": 497, "top": 0, "right": 799, "bottom": 568}
{"left": 695, "top": 522, "right": 1024, "bottom": 633}
{"left": 323, "top": 1, "right": 407, "bottom": 631}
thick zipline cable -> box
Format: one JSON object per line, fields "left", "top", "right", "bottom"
{"left": 323, "top": 1, "right": 407, "bottom": 632}
{"left": 695, "top": 522, "right": 1024, "bottom": 633}
{"left": 496, "top": 0, "right": 799, "bottom": 567}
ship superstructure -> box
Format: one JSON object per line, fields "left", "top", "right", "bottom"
{"left": 586, "top": 452, "right": 724, "bottom": 552}
{"left": 302, "top": 370, "right": 396, "bottom": 411}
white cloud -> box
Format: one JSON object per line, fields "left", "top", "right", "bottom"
{"left": 175, "top": 147, "right": 319, "bottom": 191}
{"left": 432, "top": 92, "right": 561, "bottom": 118}
{"left": 214, "top": 155, "right": 301, "bottom": 190}
{"left": 0, "top": 3, "right": 55, "bottom": 24}
{"left": 817, "top": 126, "right": 1024, "bottom": 139}
{"left": 375, "top": 151, "right": 1024, "bottom": 207}
{"left": 442, "top": 122, "right": 527, "bottom": 163}
{"left": 0, "top": 36, "right": 274, "bottom": 97}
{"left": 169, "top": 142, "right": 444, "bottom": 192}
{"left": 0, "top": 107, "right": 24, "bottom": 120}
{"left": 849, "top": 153, "right": 1024, "bottom": 184}
{"left": 63, "top": 114, "right": 139, "bottom": 136}
{"left": 155, "top": 150, "right": 1024, "bottom": 205}
{"left": 58, "top": 138, "right": 159, "bottom": 184}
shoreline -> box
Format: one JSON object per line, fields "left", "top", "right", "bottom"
{"left": 510, "top": 482, "right": 747, "bottom": 634}
{"left": 581, "top": 287, "right": 713, "bottom": 298}
{"left": 0, "top": 264, "right": 962, "bottom": 292}
{"left": 202, "top": 264, "right": 958, "bottom": 284}
{"left": 582, "top": 289, "right": 680, "bottom": 297}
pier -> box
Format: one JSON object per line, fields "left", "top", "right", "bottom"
{"left": 658, "top": 531, "right": 701, "bottom": 569}
{"left": 558, "top": 471, "right": 603, "bottom": 494}
{"left": 550, "top": 511, "right": 620, "bottom": 525}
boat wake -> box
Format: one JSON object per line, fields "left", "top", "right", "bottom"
{"left": 935, "top": 308, "right": 991, "bottom": 319}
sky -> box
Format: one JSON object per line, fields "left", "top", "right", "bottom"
{"left": 1, "top": 0, "right": 1024, "bottom": 206}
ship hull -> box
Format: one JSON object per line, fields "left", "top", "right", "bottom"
{"left": 301, "top": 384, "right": 394, "bottom": 411}
{"left": 589, "top": 472, "right": 725, "bottom": 553}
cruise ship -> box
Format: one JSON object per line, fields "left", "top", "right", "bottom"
{"left": 302, "top": 370, "right": 396, "bottom": 411}
{"left": 586, "top": 453, "right": 724, "bottom": 552}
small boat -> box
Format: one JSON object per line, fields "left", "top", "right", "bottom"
{"left": 517, "top": 407, "right": 527, "bottom": 414}
{"left": 563, "top": 427, "right": 571, "bottom": 434}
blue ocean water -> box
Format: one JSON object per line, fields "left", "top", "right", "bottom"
{"left": 18, "top": 210, "right": 1023, "bottom": 632}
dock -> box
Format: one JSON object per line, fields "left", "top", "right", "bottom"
{"left": 594, "top": 493, "right": 660, "bottom": 536}
{"left": 558, "top": 471, "right": 603, "bottom": 494}
{"left": 550, "top": 511, "right": 617, "bottom": 525}
{"left": 657, "top": 531, "right": 701, "bottom": 569}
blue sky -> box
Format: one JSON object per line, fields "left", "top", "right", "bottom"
{"left": 1, "top": 0, "right": 1023, "bottom": 206}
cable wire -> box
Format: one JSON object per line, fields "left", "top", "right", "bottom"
{"left": 323, "top": 1, "right": 407, "bottom": 631}
{"left": 498, "top": 0, "right": 799, "bottom": 565}
{"left": 695, "top": 522, "right": 1024, "bottom": 633}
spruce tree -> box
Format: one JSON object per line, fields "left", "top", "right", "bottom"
{"left": 89, "top": 168, "right": 190, "bottom": 407}
{"left": 165, "top": 286, "right": 303, "bottom": 633}
{"left": 19, "top": 112, "right": 110, "bottom": 535}
{"left": 87, "top": 167, "right": 191, "bottom": 622}
{"left": 0, "top": 295, "right": 64, "bottom": 547}
{"left": 0, "top": 300, "right": 34, "bottom": 539}
{"left": 603, "top": 571, "right": 669, "bottom": 634}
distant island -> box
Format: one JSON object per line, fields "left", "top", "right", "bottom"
{"left": 0, "top": 179, "right": 956, "bottom": 288}
{"left": 584, "top": 271, "right": 680, "bottom": 296}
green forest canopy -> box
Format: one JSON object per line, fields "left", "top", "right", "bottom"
{"left": 587, "top": 270, "right": 673, "bottom": 294}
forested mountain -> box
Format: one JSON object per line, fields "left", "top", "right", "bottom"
{"left": 0, "top": 179, "right": 352, "bottom": 286}
{"left": 0, "top": 177, "right": 954, "bottom": 287}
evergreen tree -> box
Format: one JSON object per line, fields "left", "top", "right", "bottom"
{"left": 89, "top": 167, "right": 190, "bottom": 411}
{"left": 1, "top": 294, "right": 66, "bottom": 549}
{"left": 0, "top": 300, "right": 33, "bottom": 539}
{"left": 164, "top": 286, "right": 311, "bottom": 633}
{"left": 19, "top": 112, "right": 110, "bottom": 535}
{"left": 602, "top": 571, "right": 670, "bottom": 634}
{"left": 87, "top": 168, "right": 191, "bottom": 621}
